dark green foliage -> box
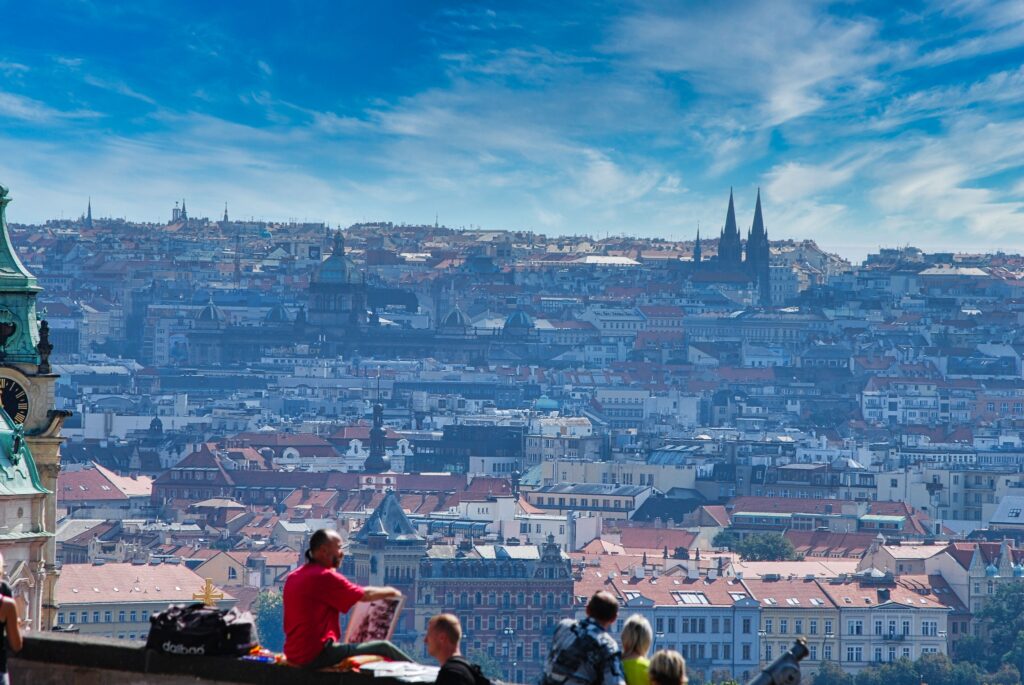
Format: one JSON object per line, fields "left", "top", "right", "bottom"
{"left": 735, "top": 532, "right": 802, "bottom": 561}
{"left": 251, "top": 590, "right": 284, "bottom": 653}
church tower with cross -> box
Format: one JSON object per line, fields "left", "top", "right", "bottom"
{"left": 0, "top": 183, "right": 70, "bottom": 631}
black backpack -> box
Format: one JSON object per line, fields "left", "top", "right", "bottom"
{"left": 146, "top": 603, "right": 257, "bottom": 657}
{"left": 447, "top": 656, "right": 494, "bottom": 685}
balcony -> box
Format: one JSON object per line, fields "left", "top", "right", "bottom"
{"left": 12, "top": 632, "right": 430, "bottom": 685}
{"left": 881, "top": 633, "right": 906, "bottom": 641}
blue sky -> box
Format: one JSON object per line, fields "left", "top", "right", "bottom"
{"left": 1, "top": 1, "right": 1023, "bottom": 258}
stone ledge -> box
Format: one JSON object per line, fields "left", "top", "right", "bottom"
{"left": 10, "top": 632, "right": 392, "bottom": 685}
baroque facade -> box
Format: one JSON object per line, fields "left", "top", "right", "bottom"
{"left": 0, "top": 183, "right": 69, "bottom": 630}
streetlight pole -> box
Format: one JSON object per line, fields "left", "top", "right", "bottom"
{"left": 502, "top": 626, "right": 516, "bottom": 682}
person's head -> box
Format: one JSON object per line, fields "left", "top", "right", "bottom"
{"left": 425, "top": 613, "right": 462, "bottom": 663}
{"left": 649, "top": 650, "right": 688, "bottom": 685}
{"left": 586, "top": 590, "right": 619, "bottom": 628}
{"left": 305, "top": 528, "right": 344, "bottom": 568}
{"left": 621, "top": 614, "right": 653, "bottom": 658}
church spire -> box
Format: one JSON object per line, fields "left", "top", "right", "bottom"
{"left": 364, "top": 373, "right": 390, "bottom": 473}
{"left": 751, "top": 187, "right": 765, "bottom": 239}
{"left": 718, "top": 187, "right": 742, "bottom": 269}
{"left": 724, "top": 188, "right": 738, "bottom": 240}
{"left": 0, "top": 184, "right": 43, "bottom": 364}
{"left": 693, "top": 226, "right": 702, "bottom": 264}
{"left": 223, "top": 202, "right": 229, "bottom": 223}
{"left": 85, "top": 197, "right": 93, "bottom": 229}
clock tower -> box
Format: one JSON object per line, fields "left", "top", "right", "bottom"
{"left": 0, "top": 184, "right": 68, "bottom": 631}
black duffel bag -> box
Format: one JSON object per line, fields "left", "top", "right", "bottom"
{"left": 146, "top": 603, "right": 257, "bottom": 657}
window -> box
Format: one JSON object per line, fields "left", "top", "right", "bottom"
{"left": 104, "top": 611, "right": 112, "bottom": 623}
{"left": 923, "top": 621, "right": 937, "bottom": 637}
{"left": 780, "top": 619, "right": 788, "bottom": 634}
{"left": 712, "top": 618, "right": 719, "bottom": 633}
{"left": 118, "top": 610, "right": 126, "bottom": 623}
{"left": 795, "top": 620, "right": 803, "bottom": 634}
{"left": 742, "top": 644, "right": 751, "bottom": 660}
{"left": 810, "top": 619, "right": 818, "bottom": 635}
{"left": 765, "top": 644, "right": 773, "bottom": 661}
{"left": 724, "top": 618, "right": 732, "bottom": 633}
{"left": 70, "top": 612, "right": 78, "bottom": 623}
{"left": 656, "top": 617, "right": 664, "bottom": 633}
{"left": 902, "top": 620, "right": 910, "bottom": 636}
{"left": 848, "top": 620, "right": 863, "bottom": 636}
{"left": 824, "top": 645, "right": 832, "bottom": 661}
{"left": 825, "top": 620, "right": 833, "bottom": 635}
{"left": 668, "top": 618, "right": 676, "bottom": 633}
{"left": 874, "top": 620, "right": 883, "bottom": 636}
{"left": 743, "top": 618, "right": 752, "bottom": 634}
{"left": 847, "top": 646, "right": 862, "bottom": 662}
{"left": 58, "top": 613, "right": 65, "bottom": 624}
{"left": 874, "top": 648, "right": 883, "bottom": 663}
{"left": 765, "top": 618, "right": 773, "bottom": 633}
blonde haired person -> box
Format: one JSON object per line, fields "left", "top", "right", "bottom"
{"left": 0, "top": 552, "right": 23, "bottom": 685}
{"left": 620, "top": 614, "right": 653, "bottom": 685}
{"left": 648, "top": 650, "right": 687, "bottom": 685}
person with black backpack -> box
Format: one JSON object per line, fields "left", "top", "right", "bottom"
{"left": 541, "top": 591, "right": 626, "bottom": 685}
{"left": 425, "top": 613, "right": 491, "bottom": 685}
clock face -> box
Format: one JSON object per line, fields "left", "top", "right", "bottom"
{"left": 0, "top": 377, "right": 28, "bottom": 424}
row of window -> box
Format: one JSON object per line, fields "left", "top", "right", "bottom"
{"left": 428, "top": 590, "right": 570, "bottom": 609}
{"left": 839, "top": 645, "right": 939, "bottom": 662}
{"left": 58, "top": 609, "right": 150, "bottom": 625}
{"left": 842, "top": 619, "right": 939, "bottom": 637}
{"left": 633, "top": 616, "right": 754, "bottom": 636}
{"left": 534, "top": 496, "right": 628, "bottom": 508}
{"left": 764, "top": 618, "right": 832, "bottom": 635}
{"left": 429, "top": 613, "right": 556, "bottom": 634}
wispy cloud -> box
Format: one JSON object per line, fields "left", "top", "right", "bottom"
{"left": 0, "top": 92, "right": 100, "bottom": 123}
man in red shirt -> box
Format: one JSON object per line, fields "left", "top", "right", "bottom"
{"left": 283, "top": 528, "right": 415, "bottom": 668}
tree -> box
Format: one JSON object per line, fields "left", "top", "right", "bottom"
{"left": 984, "top": 663, "right": 1021, "bottom": 685}
{"left": 976, "top": 583, "right": 1024, "bottom": 671}
{"left": 811, "top": 661, "right": 853, "bottom": 685}
{"left": 251, "top": 590, "right": 284, "bottom": 652}
{"left": 734, "top": 533, "right": 802, "bottom": 561}
{"left": 712, "top": 530, "right": 739, "bottom": 550}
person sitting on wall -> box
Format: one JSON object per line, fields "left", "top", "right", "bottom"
{"left": 283, "top": 528, "right": 415, "bottom": 669}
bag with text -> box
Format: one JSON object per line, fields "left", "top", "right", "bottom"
{"left": 146, "top": 603, "right": 257, "bottom": 657}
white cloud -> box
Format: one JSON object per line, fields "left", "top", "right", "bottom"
{"left": 83, "top": 75, "right": 156, "bottom": 104}
{"left": 0, "top": 92, "right": 100, "bottom": 123}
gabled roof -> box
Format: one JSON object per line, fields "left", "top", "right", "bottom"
{"left": 351, "top": 491, "right": 424, "bottom": 544}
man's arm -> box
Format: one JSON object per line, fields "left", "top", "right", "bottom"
{"left": 360, "top": 586, "right": 402, "bottom": 602}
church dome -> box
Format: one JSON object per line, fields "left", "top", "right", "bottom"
{"left": 196, "top": 298, "right": 225, "bottom": 324}
{"left": 440, "top": 306, "right": 469, "bottom": 329}
{"left": 986, "top": 563, "right": 999, "bottom": 577}
{"left": 265, "top": 303, "right": 290, "bottom": 324}
{"left": 1013, "top": 564, "right": 1024, "bottom": 578}
{"left": 313, "top": 231, "right": 363, "bottom": 286}
{"left": 503, "top": 309, "right": 533, "bottom": 333}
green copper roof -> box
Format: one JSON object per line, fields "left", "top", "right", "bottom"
{"left": 0, "top": 185, "right": 39, "bottom": 291}
{"left": 0, "top": 409, "right": 48, "bottom": 497}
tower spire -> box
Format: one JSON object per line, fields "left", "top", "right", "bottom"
{"left": 718, "top": 187, "right": 742, "bottom": 269}
{"left": 693, "top": 224, "right": 702, "bottom": 264}
{"left": 751, "top": 187, "right": 765, "bottom": 238}
{"left": 85, "top": 197, "right": 93, "bottom": 228}
{"left": 223, "top": 202, "right": 229, "bottom": 223}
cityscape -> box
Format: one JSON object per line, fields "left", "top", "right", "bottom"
{"left": 3, "top": 2, "right": 1024, "bottom": 685}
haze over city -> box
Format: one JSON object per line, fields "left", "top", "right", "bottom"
{"left": 1, "top": 1, "right": 1023, "bottom": 258}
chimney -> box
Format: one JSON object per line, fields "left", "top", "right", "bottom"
{"left": 877, "top": 588, "right": 891, "bottom": 602}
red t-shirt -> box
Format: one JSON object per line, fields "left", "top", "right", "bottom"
{"left": 283, "top": 563, "right": 365, "bottom": 665}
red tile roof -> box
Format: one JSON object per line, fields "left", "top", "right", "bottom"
{"left": 56, "top": 562, "right": 236, "bottom": 606}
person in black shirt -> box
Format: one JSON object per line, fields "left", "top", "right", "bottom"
{"left": 425, "top": 613, "right": 485, "bottom": 685}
